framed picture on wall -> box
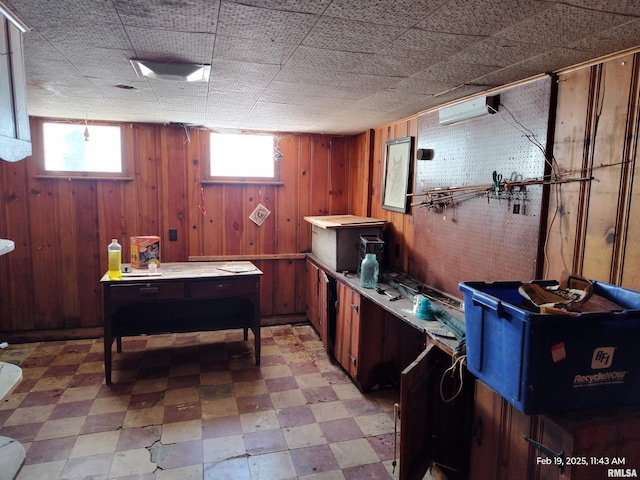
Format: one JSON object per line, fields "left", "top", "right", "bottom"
{"left": 382, "top": 136, "right": 413, "bottom": 213}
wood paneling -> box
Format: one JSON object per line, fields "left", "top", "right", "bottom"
{"left": 0, "top": 120, "right": 357, "bottom": 333}
{"left": 546, "top": 53, "right": 640, "bottom": 289}
{"left": 371, "top": 120, "right": 418, "bottom": 274}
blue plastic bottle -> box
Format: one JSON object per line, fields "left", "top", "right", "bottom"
{"left": 360, "top": 253, "right": 379, "bottom": 289}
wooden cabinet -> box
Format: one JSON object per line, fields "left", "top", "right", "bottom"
{"left": 0, "top": 17, "right": 31, "bottom": 162}
{"left": 305, "top": 259, "right": 329, "bottom": 348}
{"left": 471, "top": 380, "right": 640, "bottom": 480}
{"left": 334, "top": 281, "right": 360, "bottom": 378}
{"left": 400, "top": 343, "right": 474, "bottom": 480}
{"left": 333, "top": 280, "right": 425, "bottom": 392}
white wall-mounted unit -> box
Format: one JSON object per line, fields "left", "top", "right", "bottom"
{"left": 0, "top": 238, "right": 15, "bottom": 256}
{"left": 438, "top": 95, "right": 500, "bottom": 125}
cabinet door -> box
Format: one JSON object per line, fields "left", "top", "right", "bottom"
{"left": 317, "top": 269, "right": 329, "bottom": 348}
{"left": 334, "top": 281, "right": 360, "bottom": 377}
{"left": 470, "top": 381, "right": 536, "bottom": 480}
{"left": 400, "top": 343, "right": 474, "bottom": 480}
{"left": 305, "top": 260, "right": 320, "bottom": 334}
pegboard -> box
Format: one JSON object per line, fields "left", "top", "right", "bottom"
{"left": 413, "top": 76, "right": 553, "bottom": 298}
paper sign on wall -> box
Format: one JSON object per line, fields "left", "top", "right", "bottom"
{"left": 249, "top": 203, "right": 271, "bottom": 226}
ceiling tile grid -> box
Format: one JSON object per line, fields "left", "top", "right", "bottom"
{"left": 115, "top": 0, "right": 219, "bottom": 33}
{"left": 322, "top": 0, "right": 447, "bottom": 27}
{"left": 125, "top": 28, "right": 215, "bottom": 64}
{"left": 213, "top": 35, "right": 296, "bottom": 64}
{"left": 216, "top": 2, "right": 317, "bottom": 43}
{"left": 4, "top": 0, "right": 640, "bottom": 134}
{"left": 301, "top": 16, "right": 407, "bottom": 53}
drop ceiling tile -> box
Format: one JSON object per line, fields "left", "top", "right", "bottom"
{"left": 225, "top": 0, "right": 330, "bottom": 14}
{"left": 415, "top": 0, "right": 552, "bottom": 36}
{"left": 323, "top": 0, "right": 446, "bottom": 27}
{"left": 302, "top": 17, "right": 406, "bottom": 53}
{"left": 158, "top": 97, "right": 207, "bottom": 113}
{"left": 25, "top": 13, "right": 130, "bottom": 50}
{"left": 449, "top": 38, "right": 552, "bottom": 68}
{"left": 164, "top": 111, "right": 206, "bottom": 124}
{"left": 393, "top": 77, "right": 463, "bottom": 96}
{"left": 110, "top": 99, "right": 161, "bottom": 113}
{"left": 284, "top": 46, "right": 371, "bottom": 72}
{"left": 217, "top": 2, "right": 317, "bottom": 43}
{"left": 381, "top": 28, "right": 483, "bottom": 59}
{"left": 566, "top": 0, "right": 640, "bottom": 15}
{"left": 10, "top": 0, "right": 640, "bottom": 134}
{"left": 411, "top": 61, "right": 497, "bottom": 85}
{"left": 329, "top": 73, "right": 403, "bottom": 91}
{"left": 114, "top": 0, "right": 219, "bottom": 33}
{"left": 213, "top": 35, "right": 296, "bottom": 64}
{"left": 150, "top": 81, "right": 210, "bottom": 98}
{"left": 206, "top": 90, "right": 261, "bottom": 109}
{"left": 569, "top": 18, "right": 640, "bottom": 55}
{"left": 265, "top": 81, "right": 365, "bottom": 100}
{"left": 496, "top": 3, "right": 633, "bottom": 48}
{"left": 248, "top": 103, "right": 301, "bottom": 117}
{"left": 205, "top": 107, "right": 250, "bottom": 123}
{"left": 22, "top": 31, "right": 66, "bottom": 62}
{"left": 273, "top": 66, "right": 345, "bottom": 86}
{"left": 352, "top": 55, "right": 434, "bottom": 77}
{"left": 353, "top": 89, "right": 431, "bottom": 111}
{"left": 517, "top": 48, "right": 604, "bottom": 75}
{"left": 210, "top": 59, "right": 281, "bottom": 87}
{"left": 97, "top": 83, "right": 158, "bottom": 101}
{"left": 126, "top": 27, "right": 215, "bottom": 64}
{"left": 6, "top": 0, "right": 119, "bottom": 23}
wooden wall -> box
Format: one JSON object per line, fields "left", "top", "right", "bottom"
{"left": 370, "top": 121, "right": 419, "bottom": 274}
{"left": 3, "top": 48, "right": 640, "bottom": 336}
{"left": 0, "top": 120, "right": 362, "bottom": 334}
{"left": 546, "top": 52, "right": 640, "bottom": 289}
{"left": 368, "top": 49, "right": 640, "bottom": 297}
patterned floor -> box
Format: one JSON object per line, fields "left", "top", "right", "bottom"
{"left": 0, "top": 324, "right": 403, "bottom": 479}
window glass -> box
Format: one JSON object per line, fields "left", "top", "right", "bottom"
{"left": 43, "top": 122, "right": 122, "bottom": 173}
{"left": 209, "top": 133, "right": 274, "bottom": 178}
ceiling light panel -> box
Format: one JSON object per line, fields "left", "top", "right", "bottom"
{"left": 130, "top": 60, "right": 211, "bottom": 82}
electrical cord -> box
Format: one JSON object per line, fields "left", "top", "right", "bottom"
{"left": 440, "top": 354, "right": 466, "bottom": 403}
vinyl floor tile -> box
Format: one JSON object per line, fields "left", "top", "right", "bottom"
{"left": 1, "top": 325, "right": 400, "bottom": 479}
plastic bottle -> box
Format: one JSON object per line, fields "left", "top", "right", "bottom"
{"left": 107, "top": 238, "right": 122, "bottom": 279}
{"left": 360, "top": 253, "right": 379, "bottom": 289}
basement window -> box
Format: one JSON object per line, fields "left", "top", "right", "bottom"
{"left": 40, "top": 122, "right": 127, "bottom": 178}
{"left": 207, "top": 132, "right": 280, "bottom": 183}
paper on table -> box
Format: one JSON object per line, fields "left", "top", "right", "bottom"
{"left": 217, "top": 265, "right": 257, "bottom": 273}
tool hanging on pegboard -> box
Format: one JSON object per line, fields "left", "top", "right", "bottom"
{"left": 410, "top": 173, "right": 593, "bottom": 214}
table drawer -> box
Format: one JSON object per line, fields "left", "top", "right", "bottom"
{"left": 108, "top": 282, "right": 184, "bottom": 303}
{"left": 190, "top": 277, "right": 258, "bottom": 299}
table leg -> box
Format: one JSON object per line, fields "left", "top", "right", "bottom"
{"left": 103, "top": 333, "right": 112, "bottom": 384}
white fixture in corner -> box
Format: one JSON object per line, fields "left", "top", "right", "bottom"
{"left": 0, "top": 239, "right": 15, "bottom": 256}
{"left": 438, "top": 95, "right": 500, "bottom": 125}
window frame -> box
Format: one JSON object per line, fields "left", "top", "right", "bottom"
{"left": 36, "top": 120, "right": 131, "bottom": 180}
{"left": 204, "top": 131, "right": 282, "bottom": 185}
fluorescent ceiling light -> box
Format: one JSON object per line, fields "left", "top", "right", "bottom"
{"left": 130, "top": 59, "right": 211, "bottom": 82}
{"left": 439, "top": 95, "right": 500, "bottom": 125}
{"left": 0, "top": 1, "right": 30, "bottom": 32}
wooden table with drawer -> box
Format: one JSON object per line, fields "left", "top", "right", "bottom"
{"left": 101, "top": 261, "right": 262, "bottom": 384}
